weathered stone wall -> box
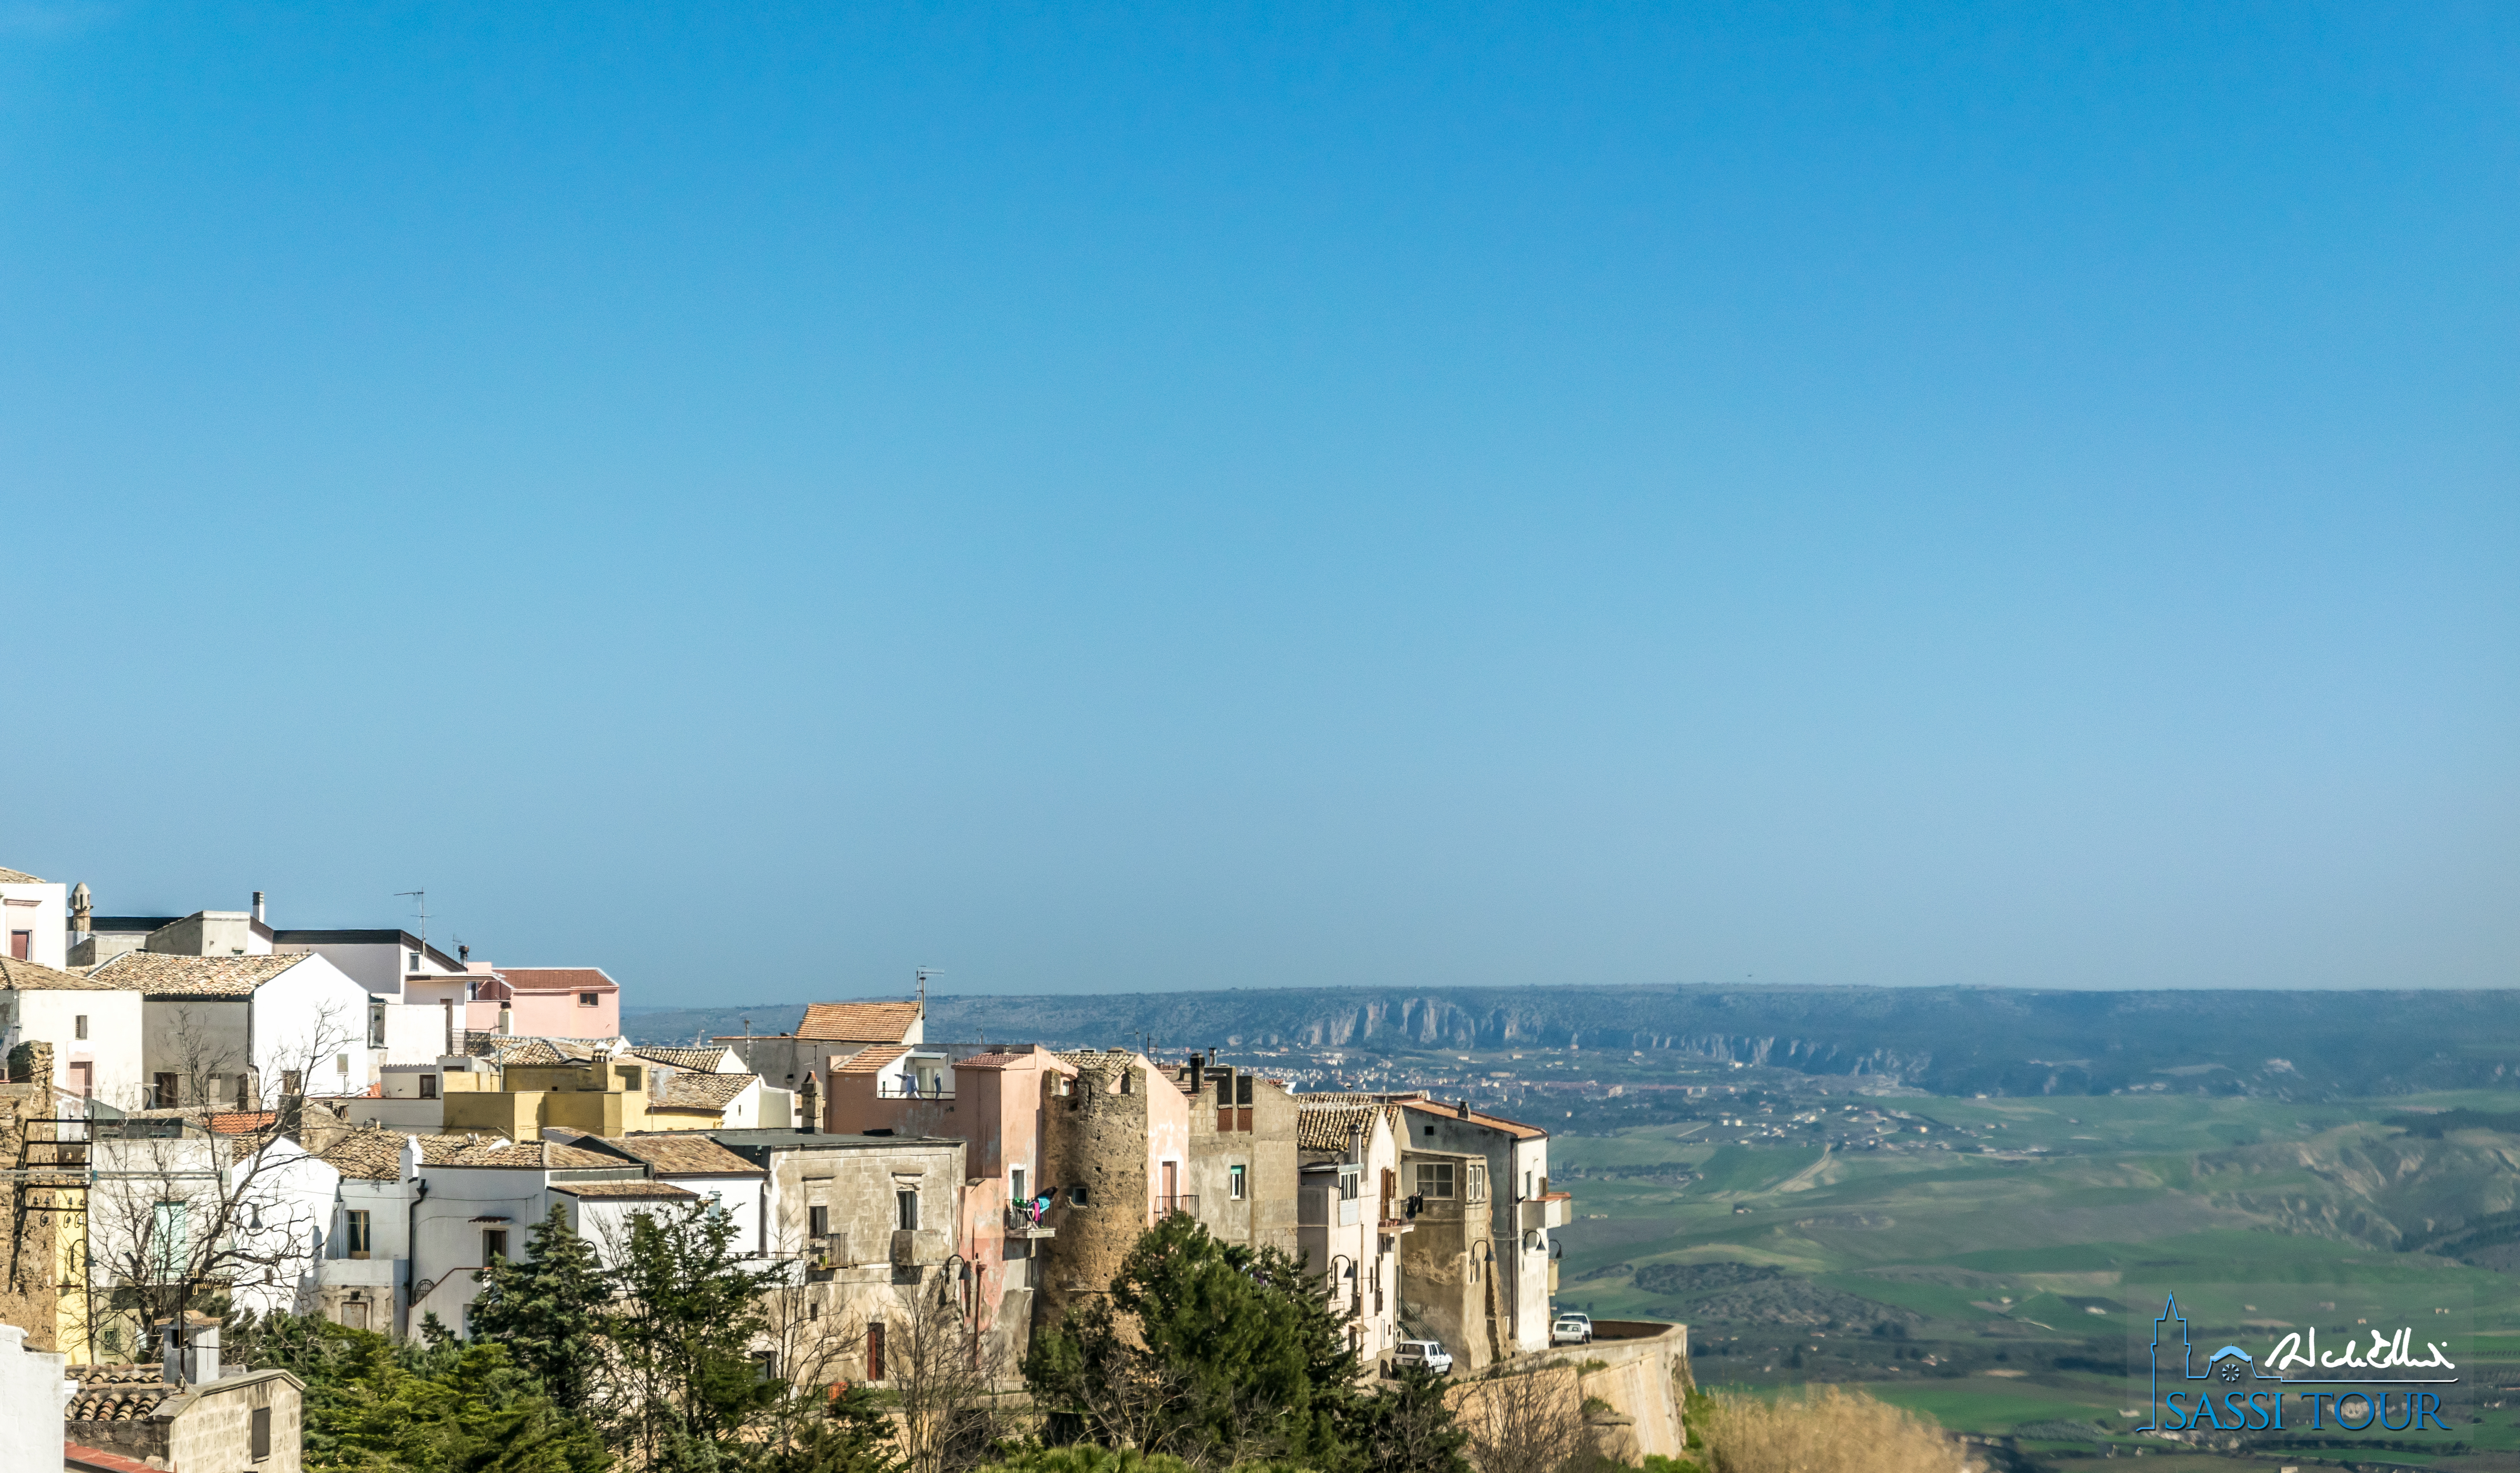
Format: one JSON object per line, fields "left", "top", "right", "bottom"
{"left": 165, "top": 1370, "right": 306, "bottom": 1473}
{"left": 1, "top": 1042, "right": 63, "bottom": 1353}
{"left": 1038, "top": 1062, "right": 1150, "bottom": 1315}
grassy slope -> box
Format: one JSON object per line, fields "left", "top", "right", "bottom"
{"left": 1551, "top": 1090, "right": 2520, "bottom": 1463}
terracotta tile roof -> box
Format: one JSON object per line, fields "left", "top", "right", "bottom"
{"left": 549, "top": 1180, "right": 698, "bottom": 1199}
{"left": 90, "top": 952, "right": 310, "bottom": 997}
{"left": 631, "top": 1046, "right": 739, "bottom": 1072}
{"left": 1398, "top": 1097, "right": 1547, "bottom": 1140}
{"left": 67, "top": 1441, "right": 164, "bottom": 1473}
{"left": 0, "top": 957, "right": 121, "bottom": 991}
{"left": 205, "top": 1111, "right": 279, "bottom": 1135}
{"left": 0, "top": 866, "right": 45, "bottom": 884}
{"left": 1296, "top": 1091, "right": 1430, "bottom": 1106}
{"left": 798, "top": 1001, "right": 921, "bottom": 1041}
{"left": 654, "top": 1072, "right": 756, "bottom": 1111}
{"left": 497, "top": 967, "right": 617, "bottom": 993}
{"left": 1295, "top": 1103, "right": 1398, "bottom": 1154}
{"left": 1055, "top": 1048, "right": 1139, "bottom": 1071}
{"left": 66, "top": 1382, "right": 168, "bottom": 1422}
{"left": 835, "top": 1045, "right": 908, "bottom": 1075}
{"left": 466, "top": 1036, "right": 609, "bottom": 1064}
{"left": 317, "top": 1127, "right": 626, "bottom": 1176}
{"left": 599, "top": 1133, "right": 765, "bottom": 1176}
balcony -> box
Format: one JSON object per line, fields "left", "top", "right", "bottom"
{"left": 1004, "top": 1205, "right": 1055, "bottom": 1239}
{"left": 1158, "top": 1194, "right": 1199, "bottom": 1220}
{"left": 875, "top": 1081, "right": 954, "bottom": 1100}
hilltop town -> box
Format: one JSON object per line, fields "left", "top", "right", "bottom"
{"left": 0, "top": 865, "right": 1691, "bottom": 1471}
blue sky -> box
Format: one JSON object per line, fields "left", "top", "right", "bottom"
{"left": 4, "top": 4, "right": 2513, "bottom": 1000}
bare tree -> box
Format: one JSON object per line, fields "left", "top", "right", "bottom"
{"left": 1459, "top": 1365, "right": 1593, "bottom": 1473}
{"left": 752, "top": 1224, "right": 872, "bottom": 1462}
{"left": 888, "top": 1275, "right": 1012, "bottom": 1473}
{"left": 84, "top": 1001, "right": 357, "bottom": 1367}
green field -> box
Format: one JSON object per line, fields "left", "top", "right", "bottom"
{"left": 1550, "top": 1086, "right": 2520, "bottom": 1470}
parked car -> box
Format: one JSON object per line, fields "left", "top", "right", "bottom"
{"left": 1551, "top": 1313, "right": 1594, "bottom": 1346}
{"left": 1390, "top": 1339, "right": 1454, "bottom": 1376}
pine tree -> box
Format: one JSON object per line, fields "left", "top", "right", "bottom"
{"left": 470, "top": 1204, "right": 613, "bottom": 1416}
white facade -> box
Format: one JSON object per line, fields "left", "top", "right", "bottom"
{"left": 0, "top": 873, "right": 66, "bottom": 968}
{"left": 0, "top": 973, "right": 142, "bottom": 1105}
{"left": 0, "top": 1322, "right": 71, "bottom": 1473}
{"left": 115, "top": 953, "right": 377, "bottom": 1107}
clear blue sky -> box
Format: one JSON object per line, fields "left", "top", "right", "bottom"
{"left": 5, "top": 4, "right": 2512, "bottom": 1000}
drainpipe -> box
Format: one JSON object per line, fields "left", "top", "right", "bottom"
{"left": 402, "top": 1178, "right": 428, "bottom": 1338}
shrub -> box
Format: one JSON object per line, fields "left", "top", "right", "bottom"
{"left": 1703, "top": 1386, "right": 1960, "bottom": 1473}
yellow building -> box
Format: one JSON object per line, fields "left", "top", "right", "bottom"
{"left": 440, "top": 1049, "right": 775, "bottom": 1138}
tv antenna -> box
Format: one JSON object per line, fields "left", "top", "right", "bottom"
{"left": 915, "top": 967, "right": 940, "bottom": 1018}
{"left": 395, "top": 890, "right": 429, "bottom": 957}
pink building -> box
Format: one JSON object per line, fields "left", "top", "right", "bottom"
{"left": 462, "top": 965, "right": 621, "bottom": 1038}
{"left": 820, "top": 1043, "right": 1075, "bottom": 1362}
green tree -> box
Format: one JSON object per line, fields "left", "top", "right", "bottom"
{"left": 605, "top": 1200, "right": 791, "bottom": 1467}
{"left": 470, "top": 1204, "right": 614, "bottom": 1415}
{"left": 1343, "top": 1367, "right": 1469, "bottom": 1473}
{"left": 1025, "top": 1216, "right": 1366, "bottom": 1469}
{"left": 310, "top": 1335, "right": 612, "bottom": 1473}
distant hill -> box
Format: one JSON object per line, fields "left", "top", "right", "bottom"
{"left": 624, "top": 983, "right": 2520, "bottom": 1099}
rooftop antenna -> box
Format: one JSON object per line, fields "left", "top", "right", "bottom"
{"left": 914, "top": 967, "right": 939, "bottom": 1018}
{"left": 395, "top": 890, "right": 428, "bottom": 960}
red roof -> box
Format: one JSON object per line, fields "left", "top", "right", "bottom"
{"left": 497, "top": 968, "right": 617, "bottom": 993}
{"left": 205, "top": 1111, "right": 279, "bottom": 1135}
{"left": 797, "top": 1001, "right": 921, "bottom": 1041}
{"left": 67, "top": 1444, "right": 159, "bottom": 1473}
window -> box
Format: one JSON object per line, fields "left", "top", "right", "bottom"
{"left": 866, "top": 1322, "right": 886, "bottom": 1381}
{"left": 368, "top": 1006, "right": 386, "bottom": 1047}
{"left": 1236, "top": 1075, "right": 1253, "bottom": 1106}
{"left": 1466, "top": 1163, "right": 1488, "bottom": 1203}
{"left": 336, "top": 1053, "right": 350, "bottom": 1076}
{"left": 74, "top": 1014, "right": 87, "bottom": 1041}
{"left": 1414, "top": 1162, "right": 1455, "bottom": 1199}
{"left": 897, "top": 1190, "right": 920, "bottom": 1231}
{"left": 579, "top": 991, "right": 600, "bottom": 1007}
{"left": 408, "top": 951, "right": 421, "bottom": 971}
{"left": 251, "top": 1406, "right": 272, "bottom": 1461}
{"left": 1069, "top": 1184, "right": 1090, "bottom": 1207}
{"left": 1525, "top": 1170, "right": 1534, "bottom": 1199}
{"left": 281, "top": 1071, "right": 301, "bottom": 1096}
{"left": 1229, "top": 1165, "right": 1247, "bottom": 1200}
{"left": 1119, "top": 1070, "right": 1133, "bottom": 1094}
{"left": 808, "top": 1205, "right": 830, "bottom": 1239}
{"left": 1010, "top": 1167, "right": 1027, "bottom": 1204}
{"left": 345, "top": 1210, "right": 372, "bottom": 1259}
{"left": 152, "top": 1073, "right": 178, "bottom": 1108}
{"left": 419, "top": 1074, "right": 439, "bottom": 1100}
{"left": 483, "top": 1229, "right": 508, "bottom": 1261}
{"left": 1337, "top": 1167, "right": 1359, "bottom": 1201}
{"left": 150, "top": 1202, "right": 188, "bottom": 1281}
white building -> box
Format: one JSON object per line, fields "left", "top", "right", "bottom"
{"left": 0, "top": 958, "right": 143, "bottom": 1105}
{"left": 1296, "top": 1100, "right": 1408, "bottom": 1371}
{"left": 0, "top": 866, "right": 67, "bottom": 968}
{"left": 90, "top": 952, "right": 376, "bottom": 1108}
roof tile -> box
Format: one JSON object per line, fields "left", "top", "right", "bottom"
{"left": 797, "top": 1001, "right": 921, "bottom": 1041}
{"left": 90, "top": 952, "right": 309, "bottom": 998}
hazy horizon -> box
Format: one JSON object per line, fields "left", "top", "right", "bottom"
{"left": 8, "top": 7, "right": 2513, "bottom": 1002}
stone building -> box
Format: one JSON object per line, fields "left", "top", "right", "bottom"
{"left": 702, "top": 1129, "right": 969, "bottom": 1382}
{"left": 1170, "top": 1054, "right": 1299, "bottom": 1260}
{"left": 65, "top": 1357, "right": 304, "bottom": 1473}
{"left": 1389, "top": 1097, "right": 1565, "bottom": 1371}
{"left": 1035, "top": 1050, "right": 1190, "bottom": 1318}
{"left": 0, "top": 1041, "right": 76, "bottom": 1357}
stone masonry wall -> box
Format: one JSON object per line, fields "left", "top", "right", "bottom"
{"left": 1038, "top": 1062, "right": 1149, "bottom": 1317}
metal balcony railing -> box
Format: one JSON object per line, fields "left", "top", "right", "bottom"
{"left": 1159, "top": 1194, "right": 1198, "bottom": 1219}
{"left": 875, "top": 1080, "right": 954, "bottom": 1100}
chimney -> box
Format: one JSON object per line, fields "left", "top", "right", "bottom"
{"left": 251, "top": 891, "right": 266, "bottom": 923}
{"left": 70, "top": 882, "right": 92, "bottom": 942}
{"left": 1457, "top": 1098, "right": 1472, "bottom": 1119}
{"left": 163, "top": 1314, "right": 220, "bottom": 1386}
